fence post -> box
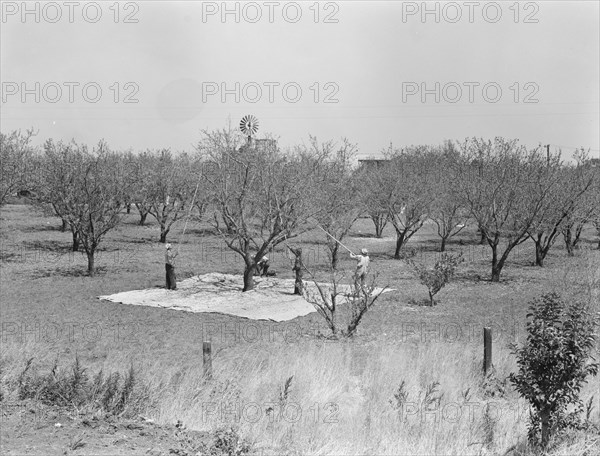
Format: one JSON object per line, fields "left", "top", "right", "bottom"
{"left": 483, "top": 327, "right": 492, "bottom": 376}
{"left": 203, "top": 341, "right": 212, "bottom": 380}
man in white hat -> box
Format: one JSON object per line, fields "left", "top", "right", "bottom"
{"left": 165, "top": 243, "right": 178, "bottom": 290}
{"left": 350, "top": 248, "right": 370, "bottom": 290}
{"left": 256, "top": 255, "right": 270, "bottom": 277}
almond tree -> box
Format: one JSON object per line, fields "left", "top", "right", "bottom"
{"left": 455, "top": 138, "right": 560, "bottom": 282}
{"left": 35, "top": 139, "right": 83, "bottom": 250}
{"left": 131, "top": 151, "right": 155, "bottom": 226}
{"left": 592, "top": 169, "right": 600, "bottom": 250}
{"left": 356, "top": 160, "right": 390, "bottom": 238}
{"left": 527, "top": 151, "right": 595, "bottom": 265}
{"left": 144, "top": 149, "right": 196, "bottom": 243}
{"left": 429, "top": 142, "right": 469, "bottom": 252}
{"left": 309, "top": 137, "right": 361, "bottom": 269}
{"left": 38, "top": 140, "right": 134, "bottom": 275}
{"left": 0, "top": 129, "right": 36, "bottom": 205}
{"left": 301, "top": 261, "right": 387, "bottom": 338}
{"left": 198, "top": 127, "right": 318, "bottom": 292}
{"left": 381, "top": 146, "right": 435, "bottom": 259}
{"left": 561, "top": 155, "right": 600, "bottom": 253}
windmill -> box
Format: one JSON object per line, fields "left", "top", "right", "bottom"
{"left": 239, "top": 115, "right": 259, "bottom": 144}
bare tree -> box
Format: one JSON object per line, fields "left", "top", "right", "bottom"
{"left": 381, "top": 147, "right": 435, "bottom": 259}
{"left": 455, "top": 137, "right": 560, "bottom": 281}
{"left": 38, "top": 139, "right": 134, "bottom": 275}
{"left": 429, "top": 142, "right": 469, "bottom": 252}
{"left": 144, "top": 149, "right": 196, "bottom": 243}
{"left": 301, "top": 261, "right": 387, "bottom": 338}
{"left": 35, "top": 139, "right": 83, "bottom": 250}
{"left": 561, "top": 156, "right": 599, "bottom": 255}
{"left": 198, "top": 127, "right": 318, "bottom": 292}
{"left": 309, "top": 137, "right": 361, "bottom": 269}
{"left": 130, "top": 151, "right": 154, "bottom": 226}
{"left": 0, "top": 129, "right": 36, "bottom": 205}
{"left": 356, "top": 158, "right": 390, "bottom": 238}
{"left": 528, "top": 150, "right": 595, "bottom": 265}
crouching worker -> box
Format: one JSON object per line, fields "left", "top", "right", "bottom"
{"left": 350, "top": 248, "right": 370, "bottom": 291}
{"left": 256, "top": 255, "right": 270, "bottom": 277}
{"left": 165, "top": 243, "right": 178, "bottom": 290}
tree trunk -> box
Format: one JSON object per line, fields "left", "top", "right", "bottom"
{"left": 540, "top": 409, "right": 551, "bottom": 449}
{"left": 563, "top": 228, "right": 574, "bottom": 256}
{"left": 243, "top": 263, "right": 256, "bottom": 292}
{"left": 126, "top": 203, "right": 131, "bottom": 214}
{"left": 440, "top": 236, "right": 447, "bottom": 252}
{"left": 394, "top": 231, "right": 406, "bottom": 259}
{"left": 159, "top": 225, "right": 169, "bottom": 243}
{"left": 292, "top": 248, "right": 303, "bottom": 295}
{"left": 428, "top": 290, "right": 435, "bottom": 306}
{"left": 535, "top": 240, "right": 545, "bottom": 267}
{"left": 480, "top": 230, "right": 486, "bottom": 245}
{"left": 139, "top": 212, "right": 148, "bottom": 226}
{"left": 572, "top": 223, "right": 584, "bottom": 249}
{"left": 61, "top": 218, "right": 68, "bottom": 232}
{"left": 371, "top": 214, "right": 386, "bottom": 238}
{"left": 330, "top": 243, "right": 339, "bottom": 270}
{"left": 87, "top": 251, "right": 95, "bottom": 276}
{"left": 490, "top": 245, "right": 503, "bottom": 282}
{"left": 71, "top": 228, "right": 79, "bottom": 252}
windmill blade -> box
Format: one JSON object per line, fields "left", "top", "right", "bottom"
{"left": 240, "top": 115, "right": 259, "bottom": 137}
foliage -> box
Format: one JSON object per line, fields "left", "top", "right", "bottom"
{"left": 509, "top": 292, "right": 599, "bottom": 448}
{"left": 208, "top": 426, "right": 254, "bottom": 456}
{"left": 408, "top": 252, "right": 463, "bottom": 306}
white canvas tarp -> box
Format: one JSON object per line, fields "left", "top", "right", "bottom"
{"left": 98, "top": 273, "right": 391, "bottom": 322}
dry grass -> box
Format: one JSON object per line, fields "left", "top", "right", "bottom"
{"left": 1, "top": 202, "right": 599, "bottom": 455}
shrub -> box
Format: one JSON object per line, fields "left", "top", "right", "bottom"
{"left": 16, "top": 356, "right": 143, "bottom": 417}
{"left": 509, "top": 292, "right": 599, "bottom": 449}
{"left": 408, "top": 252, "right": 463, "bottom": 306}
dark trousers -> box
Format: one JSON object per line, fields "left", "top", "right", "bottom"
{"left": 166, "top": 264, "right": 177, "bottom": 290}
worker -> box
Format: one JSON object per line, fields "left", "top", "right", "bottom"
{"left": 350, "top": 248, "right": 370, "bottom": 290}
{"left": 256, "top": 255, "right": 270, "bottom": 277}
{"left": 165, "top": 243, "right": 178, "bottom": 290}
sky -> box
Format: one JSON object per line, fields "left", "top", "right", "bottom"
{"left": 1, "top": 0, "right": 599, "bottom": 161}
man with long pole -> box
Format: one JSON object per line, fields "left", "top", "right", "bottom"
{"left": 350, "top": 248, "right": 370, "bottom": 291}
{"left": 317, "top": 225, "right": 370, "bottom": 291}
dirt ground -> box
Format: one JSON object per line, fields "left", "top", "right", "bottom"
{"left": 1, "top": 398, "right": 216, "bottom": 456}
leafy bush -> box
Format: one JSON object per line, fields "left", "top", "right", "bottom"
{"left": 509, "top": 292, "right": 599, "bottom": 449}
{"left": 209, "top": 426, "right": 253, "bottom": 456}
{"left": 408, "top": 252, "right": 463, "bottom": 306}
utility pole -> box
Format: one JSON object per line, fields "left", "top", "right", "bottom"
{"left": 546, "top": 144, "right": 550, "bottom": 166}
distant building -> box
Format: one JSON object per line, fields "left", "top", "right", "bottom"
{"left": 240, "top": 138, "right": 277, "bottom": 153}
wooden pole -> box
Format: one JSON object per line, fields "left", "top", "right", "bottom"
{"left": 317, "top": 225, "right": 354, "bottom": 255}
{"left": 203, "top": 341, "right": 212, "bottom": 380}
{"left": 483, "top": 327, "right": 492, "bottom": 376}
